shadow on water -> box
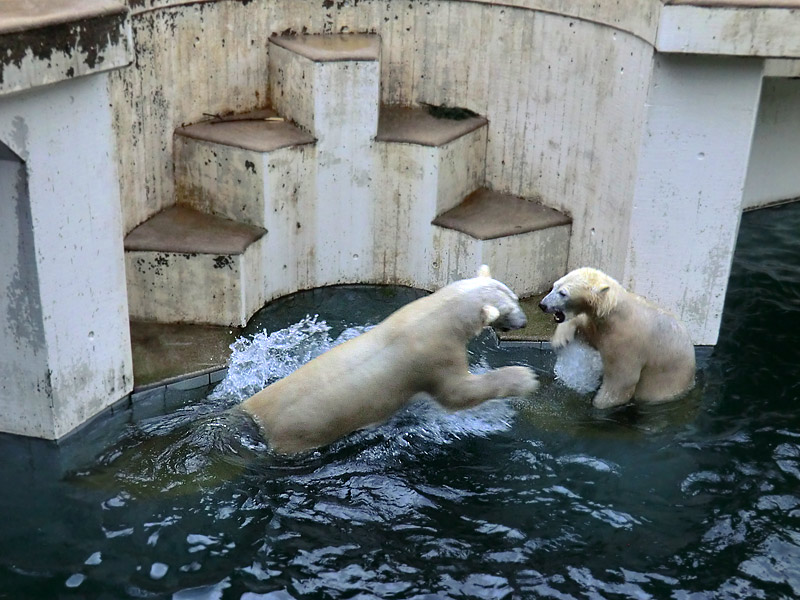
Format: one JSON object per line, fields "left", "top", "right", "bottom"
{"left": 1, "top": 203, "right": 800, "bottom": 599}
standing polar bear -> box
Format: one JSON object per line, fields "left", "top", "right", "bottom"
{"left": 241, "top": 266, "right": 539, "bottom": 454}
{"left": 539, "top": 267, "right": 695, "bottom": 409}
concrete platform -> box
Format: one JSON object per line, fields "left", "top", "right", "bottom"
{"left": 377, "top": 105, "right": 488, "bottom": 147}
{"left": 175, "top": 108, "right": 315, "bottom": 153}
{"left": 124, "top": 205, "right": 266, "bottom": 254}
{"left": 124, "top": 206, "right": 268, "bottom": 326}
{"left": 433, "top": 188, "right": 572, "bottom": 240}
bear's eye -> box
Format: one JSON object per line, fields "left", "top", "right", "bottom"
{"left": 558, "top": 289, "right": 568, "bottom": 298}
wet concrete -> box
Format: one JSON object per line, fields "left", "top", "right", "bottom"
{"left": 130, "top": 321, "right": 239, "bottom": 389}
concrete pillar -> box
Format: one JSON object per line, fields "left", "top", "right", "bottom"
{"left": 0, "top": 74, "right": 133, "bottom": 439}
{"left": 623, "top": 54, "right": 764, "bottom": 345}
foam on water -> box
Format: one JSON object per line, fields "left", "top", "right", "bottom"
{"left": 553, "top": 340, "right": 603, "bottom": 394}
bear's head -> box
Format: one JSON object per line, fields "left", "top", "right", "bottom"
{"left": 539, "top": 267, "right": 620, "bottom": 323}
{"left": 473, "top": 265, "right": 528, "bottom": 332}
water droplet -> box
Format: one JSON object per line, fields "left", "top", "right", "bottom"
{"left": 150, "top": 562, "right": 169, "bottom": 580}
{"left": 65, "top": 573, "right": 85, "bottom": 588}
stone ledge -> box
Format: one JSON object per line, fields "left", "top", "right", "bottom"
{"left": 0, "top": 0, "right": 131, "bottom": 96}
{"left": 269, "top": 33, "right": 381, "bottom": 62}
{"left": 432, "top": 188, "right": 571, "bottom": 240}
{"left": 376, "top": 105, "right": 488, "bottom": 147}
{"left": 175, "top": 109, "right": 315, "bottom": 153}
{"left": 0, "top": 0, "right": 125, "bottom": 34}
{"left": 124, "top": 205, "right": 266, "bottom": 255}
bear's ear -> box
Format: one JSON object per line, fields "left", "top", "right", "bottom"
{"left": 480, "top": 304, "right": 500, "bottom": 326}
{"left": 594, "top": 284, "right": 610, "bottom": 296}
{"left": 477, "top": 265, "right": 491, "bottom": 279}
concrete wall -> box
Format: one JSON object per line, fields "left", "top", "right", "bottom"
{"left": 0, "top": 74, "right": 132, "bottom": 439}
{"left": 743, "top": 77, "right": 800, "bottom": 210}
{"left": 111, "top": 0, "right": 659, "bottom": 281}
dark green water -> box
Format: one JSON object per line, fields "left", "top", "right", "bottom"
{"left": 1, "top": 202, "right": 799, "bottom": 599}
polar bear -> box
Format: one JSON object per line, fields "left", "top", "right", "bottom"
{"left": 240, "top": 266, "right": 539, "bottom": 454}
{"left": 539, "top": 267, "right": 695, "bottom": 409}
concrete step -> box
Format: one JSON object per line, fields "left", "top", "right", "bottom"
{"left": 268, "top": 33, "right": 381, "bottom": 140}
{"left": 374, "top": 104, "right": 489, "bottom": 284}
{"left": 431, "top": 188, "right": 572, "bottom": 296}
{"left": 124, "top": 206, "right": 267, "bottom": 327}
{"left": 376, "top": 104, "right": 488, "bottom": 214}
{"left": 268, "top": 34, "right": 382, "bottom": 284}
{"left": 174, "top": 108, "right": 315, "bottom": 228}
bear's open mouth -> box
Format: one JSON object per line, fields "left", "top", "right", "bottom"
{"left": 553, "top": 310, "right": 565, "bottom": 323}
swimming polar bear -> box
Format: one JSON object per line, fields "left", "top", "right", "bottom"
{"left": 240, "top": 266, "right": 540, "bottom": 454}
{"left": 539, "top": 267, "right": 695, "bottom": 409}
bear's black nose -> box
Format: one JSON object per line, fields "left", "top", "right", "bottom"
{"left": 538, "top": 301, "right": 548, "bottom": 312}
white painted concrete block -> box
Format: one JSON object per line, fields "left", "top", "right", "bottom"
{"left": 624, "top": 54, "right": 764, "bottom": 345}
{"left": 430, "top": 224, "right": 571, "bottom": 296}
{"left": 125, "top": 240, "right": 266, "bottom": 327}
{"left": 0, "top": 74, "right": 132, "bottom": 439}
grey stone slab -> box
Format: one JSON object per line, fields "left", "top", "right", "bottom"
{"left": 176, "top": 109, "right": 315, "bottom": 153}
{"left": 432, "top": 188, "right": 572, "bottom": 240}
{"left": 270, "top": 33, "right": 380, "bottom": 62}
{"left": 124, "top": 206, "right": 266, "bottom": 254}
{"left": 376, "top": 105, "right": 487, "bottom": 147}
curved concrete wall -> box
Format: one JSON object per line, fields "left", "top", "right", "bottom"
{"left": 110, "top": 0, "right": 660, "bottom": 278}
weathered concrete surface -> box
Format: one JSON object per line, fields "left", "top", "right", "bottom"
{"left": 430, "top": 220, "right": 571, "bottom": 297}
{"left": 175, "top": 109, "right": 315, "bottom": 153}
{"left": 433, "top": 188, "right": 572, "bottom": 240}
{"left": 374, "top": 107, "right": 489, "bottom": 286}
{"left": 623, "top": 55, "right": 764, "bottom": 345}
{"left": 0, "top": 74, "right": 132, "bottom": 439}
{"left": 0, "top": 0, "right": 131, "bottom": 96}
{"left": 124, "top": 205, "right": 267, "bottom": 254}
{"left": 270, "top": 32, "right": 381, "bottom": 62}
{"left": 125, "top": 206, "right": 268, "bottom": 327}
{"left": 174, "top": 110, "right": 315, "bottom": 229}
{"left": 658, "top": 3, "right": 800, "bottom": 56}
{"left": 743, "top": 77, "right": 800, "bottom": 209}
{"left": 376, "top": 105, "right": 487, "bottom": 147}
{"left": 427, "top": 190, "right": 572, "bottom": 297}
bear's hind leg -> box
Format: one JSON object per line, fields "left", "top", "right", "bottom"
{"left": 435, "top": 367, "right": 539, "bottom": 410}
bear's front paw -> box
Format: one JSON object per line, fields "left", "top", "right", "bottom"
{"left": 499, "top": 366, "right": 540, "bottom": 397}
{"left": 551, "top": 324, "right": 575, "bottom": 349}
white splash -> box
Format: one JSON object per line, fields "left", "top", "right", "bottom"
{"left": 554, "top": 341, "right": 603, "bottom": 394}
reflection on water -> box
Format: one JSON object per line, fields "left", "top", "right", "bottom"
{"left": 0, "top": 203, "right": 799, "bottom": 598}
